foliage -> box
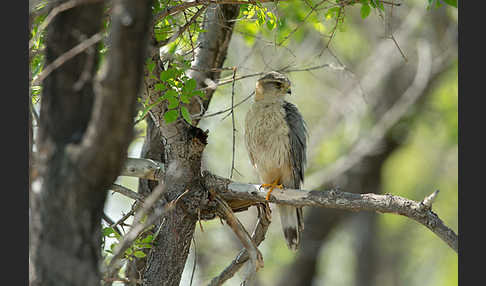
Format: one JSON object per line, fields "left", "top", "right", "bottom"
{"left": 102, "top": 224, "right": 155, "bottom": 261}
{"left": 140, "top": 56, "right": 204, "bottom": 125}
{"left": 29, "top": 0, "right": 458, "bottom": 285}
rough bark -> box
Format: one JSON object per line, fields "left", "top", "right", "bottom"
{"left": 138, "top": 4, "right": 241, "bottom": 286}
{"left": 29, "top": 0, "right": 153, "bottom": 285}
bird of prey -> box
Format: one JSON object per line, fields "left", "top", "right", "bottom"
{"left": 244, "top": 71, "right": 307, "bottom": 251}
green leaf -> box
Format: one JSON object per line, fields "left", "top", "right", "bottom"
{"left": 141, "top": 235, "right": 154, "bottom": 244}
{"left": 182, "top": 78, "right": 197, "bottom": 95}
{"left": 160, "top": 69, "right": 175, "bottom": 82}
{"left": 360, "top": 4, "right": 371, "bottom": 18}
{"left": 137, "top": 96, "right": 165, "bottom": 122}
{"left": 180, "top": 94, "right": 191, "bottom": 104}
{"left": 154, "top": 83, "right": 166, "bottom": 91}
{"left": 133, "top": 251, "right": 147, "bottom": 258}
{"left": 192, "top": 90, "right": 205, "bottom": 99}
{"left": 164, "top": 109, "right": 179, "bottom": 124}
{"left": 102, "top": 227, "right": 115, "bottom": 237}
{"left": 185, "top": 78, "right": 197, "bottom": 92}
{"left": 266, "top": 12, "right": 277, "bottom": 30}
{"left": 146, "top": 59, "right": 155, "bottom": 74}
{"left": 165, "top": 89, "right": 179, "bottom": 109}
{"left": 325, "top": 7, "right": 341, "bottom": 19}
{"left": 180, "top": 106, "right": 192, "bottom": 124}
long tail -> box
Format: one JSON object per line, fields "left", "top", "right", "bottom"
{"left": 278, "top": 205, "right": 304, "bottom": 251}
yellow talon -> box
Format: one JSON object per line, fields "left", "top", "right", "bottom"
{"left": 260, "top": 179, "right": 283, "bottom": 200}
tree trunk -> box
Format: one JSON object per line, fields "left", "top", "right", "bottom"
{"left": 29, "top": 1, "right": 153, "bottom": 285}
{"left": 139, "top": 4, "right": 240, "bottom": 286}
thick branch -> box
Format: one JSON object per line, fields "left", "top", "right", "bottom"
{"left": 121, "top": 158, "right": 164, "bottom": 181}
{"left": 216, "top": 182, "right": 458, "bottom": 253}
{"left": 118, "top": 161, "right": 458, "bottom": 252}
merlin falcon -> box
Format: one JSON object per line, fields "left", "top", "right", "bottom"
{"left": 244, "top": 71, "right": 307, "bottom": 251}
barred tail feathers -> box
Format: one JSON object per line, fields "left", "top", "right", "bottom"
{"left": 278, "top": 204, "right": 303, "bottom": 251}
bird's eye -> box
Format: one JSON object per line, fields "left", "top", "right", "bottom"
{"left": 275, "top": 82, "right": 282, "bottom": 88}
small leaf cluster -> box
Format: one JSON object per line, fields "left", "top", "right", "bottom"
{"left": 102, "top": 226, "right": 155, "bottom": 261}
{"left": 237, "top": 3, "right": 282, "bottom": 44}
{"left": 140, "top": 58, "right": 205, "bottom": 125}
{"left": 242, "top": 4, "right": 278, "bottom": 30}
{"left": 152, "top": 1, "right": 206, "bottom": 51}
{"left": 358, "top": 0, "right": 384, "bottom": 19}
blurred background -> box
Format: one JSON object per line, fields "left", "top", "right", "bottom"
{"left": 105, "top": 0, "right": 458, "bottom": 285}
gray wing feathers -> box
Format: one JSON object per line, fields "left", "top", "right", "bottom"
{"left": 283, "top": 101, "right": 307, "bottom": 189}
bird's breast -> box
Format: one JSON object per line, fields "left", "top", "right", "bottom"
{"left": 244, "top": 102, "right": 292, "bottom": 181}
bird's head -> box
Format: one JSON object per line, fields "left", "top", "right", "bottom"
{"left": 255, "top": 71, "right": 291, "bottom": 101}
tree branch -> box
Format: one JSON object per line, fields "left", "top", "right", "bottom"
{"left": 117, "top": 160, "right": 458, "bottom": 253}
{"left": 211, "top": 191, "right": 264, "bottom": 285}
{"left": 214, "top": 181, "right": 458, "bottom": 253}
{"left": 110, "top": 184, "right": 144, "bottom": 202}
{"left": 120, "top": 158, "right": 165, "bottom": 181}
{"left": 208, "top": 203, "right": 271, "bottom": 286}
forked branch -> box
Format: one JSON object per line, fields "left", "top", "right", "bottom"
{"left": 116, "top": 164, "right": 458, "bottom": 253}
{"left": 212, "top": 180, "right": 458, "bottom": 253}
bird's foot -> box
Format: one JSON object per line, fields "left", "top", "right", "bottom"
{"left": 259, "top": 180, "right": 283, "bottom": 200}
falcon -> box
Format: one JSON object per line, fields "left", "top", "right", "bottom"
{"left": 244, "top": 71, "right": 307, "bottom": 251}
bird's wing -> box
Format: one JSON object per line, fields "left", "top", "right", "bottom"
{"left": 283, "top": 101, "right": 307, "bottom": 189}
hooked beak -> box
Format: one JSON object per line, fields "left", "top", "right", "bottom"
{"left": 286, "top": 88, "right": 292, "bottom": 95}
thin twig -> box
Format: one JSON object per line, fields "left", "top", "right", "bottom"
{"left": 389, "top": 34, "right": 408, "bottom": 62}
{"left": 325, "top": 5, "right": 343, "bottom": 49}
{"left": 105, "top": 183, "right": 183, "bottom": 278}
{"left": 153, "top": 5, "right": 207, "bottom": 55}
{"left": 230, "top": 67, "right": 237, "bottom": 179}
{"left": 193, "top": 91, "right": 254, "bottom": 120}
{"left": 111, "top": 208, "right": 136, "bottom": 230}
{"left": 278, "top": 0, "right": 329, "bottom": 46}
{"left": 102, "top": 212, "right": 123, "bottom": 237}
{"left": 198, "top": 63, "right": 343, "bottom": 93}
{"left": 193, "top": 63, "right": 343, "bottom": 121}
{"left": 211, "top": 190, "right": 264, "bottom": 285}
{"left": 208, "top": 203, "right": 271, "bottom": 286}
{"left": 110, "top": 184, "right": 144, "bottom": 202}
